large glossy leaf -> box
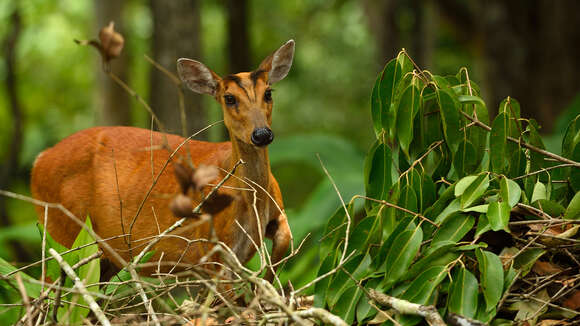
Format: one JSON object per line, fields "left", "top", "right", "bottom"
{"left": 571, "top": 143, "right": 580, "bottom": 191}
{"left": 364, "top": 141, "right": 392, "bottom": 210}
{"left": 500, "top": 177, "right": 521, "bottom": 208}
{"left": 314, "top": 253, "right": 335, "bottom": 308}
{"left": 531, "top": 181, "right": 548, "bottom": 203}
{"left": 401, "top": 265, "right": 447, "bottom": 304}
{"left": 396, "top": 84, "right": 421, "bottom": 157}
{"left": 380, "top": 55, "right": 411, "bottom": 139}
{"left": 514, "top": 248, "right": 545, "bottom": 276}
{"left": 327, "top": 253, "right": 371, "bottom": 307}
{"left": 320, "top": 208, "right": 346, "bottom": 258}
{"left": 0, "top": 257, "right": 41, "bottom": 298}
{"left": 403, "top": 241, "right": 456, "bottom": 281}
{"left": 490, "top": 112, "right": 508, "bottom": 174}
{"left": 349, "top": 216, "right": 380, "bottom": 252}
{"left": 460, "top": 174, "right": 489, "bottom": 208}
{"left": 453, "top": 139, "right": 478, "bottom": 177}
{"left": 448, "top": 268, "right": 479, "bottom": 318}
{"left": 431, "top": 213, "right": 475, "bottom": 247}
{"left": 525, "top": 120, "right": 546, "bottom": 173}
{"left": 437, "top": 88, "right": 462, "bottom": 152}
{"left": 487, "top": 201, "right": 511, "bottom": 232}
{"left": 564, "top": 191, "right": 580, "bottom": 220}
{"left": 562, "top": 115, "right": 580, "bottom": 159}
{"left": 383, "top": 226, "right": 423, "bottom": 288}
{"left": 434, "top": 198, "right": 461, "bottom": 224}
{"left": 370, "top": 64, "right": 386, "bottom": 136}
{"left": 376, "top": 215, "right": 415, "bottom": 267}
{"left": 476, "top": 249, "right": 504, "bottom": 312}
{"left": 398, "top": 184, "right": 418, "bottom": 217}
{"left": 60, "top": 218, "right": 101, "bottom": 325}
{"left": 333, "top": 286, "right": 363, "bottom": 324}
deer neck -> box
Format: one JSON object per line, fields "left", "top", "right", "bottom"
{"left": 229, "top": 136, "right": 271, "bottom": 198}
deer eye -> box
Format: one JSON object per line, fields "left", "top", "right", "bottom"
{"left": 264, "top": 89, "right": 273, "bottom": 102}
{"left": 224, "top": 94, "right": 237, "bottom": 106}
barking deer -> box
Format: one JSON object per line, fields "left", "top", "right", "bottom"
{"left": 31, "top": 40, "right": 295, "bottom": 280}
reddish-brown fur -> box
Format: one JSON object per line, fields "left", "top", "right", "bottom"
{"left": 31, "top": 40, "right": 295, "bottom": 278}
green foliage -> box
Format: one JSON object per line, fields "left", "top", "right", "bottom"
{"left": 315, "top": 51, "right": 580, "bottom": 324}
{"left": 0, "top": 218, "right": 101, "bottom": 325}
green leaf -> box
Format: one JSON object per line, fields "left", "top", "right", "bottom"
{"left": 431, "top": 213, "right": 475, "bottom": 247}
{"left": 434, "top": 198, "right": 461, "bottom": 224}
{"left": 403, "top": 241, "right": 457, "bottom": 281}
{"left": 562, "top": 115, "right": 580, "bottom": 159}
{"left": 448, "top": 268, "right": 479, "bottom": 318}
{"left": 564, "top": 191, "right": 580, "bottom": 220}
{"left": 476, "top": 249, "right": 504, "bottom": 312}
{"left": 514, "top": 248, "right": 545, "bottom": 276}
{"left": 401, "top": 265, "right": 447, "bottom": 304}
{"left": 349, "top": 216, "right": 377, "bottom": 252}
{"left": 61, "top": 218, "right": 101, "bottom": 325}
{"left": 320, "top": 208, "right": 346, "bottom": 258}
{"left": 457, "top": 95, "right": 486, "bottom": 107}
{"left": 475, "top": 215, "right": 491, "bottom": 237}
{"left": 364, "top": 141, "right": 392, "bottom": 209}
{"left": 506, "top": 150, "right": 526, "bottom": 181}
{"left": 455, "top": 175, "right": 478, "bottom": 197}
{"left": 570, "top": 143, "right": 580, "bottom": 191}
{"left": 370, "top": 66, "right": 385, "bottom": 136}
{"left": 490, "top": 112, "right": 508, "bottom": 173}
{"left": 500, "top": 177, "right": 521, "bottom": 208}
{"left": 460, "top": 174, "right": 490, "bottom": 208}
{"left": 487, "top": 201, "right": 511, "bottom": 232}
{"left": 327, "top": 253, "right": 371, "bottom": 307}
{"left": 462, "top": 204, "right": 489, "bottom": 213}
{"left": 398, "top": 184, "right": 418, "bottom": 216}
{"left": 333, "top": 286, "right": 363, "bottom": 324}
{"left": 453, "top": 140, "right": 478, "bottom": 177}
{"left": 396, "top": 84, "right": 421, "bottom": 157}
{"left": 437, "top": 88, "right": 462, "bottom": 152}
{"left": 313, "top": 253, "right": 335, "bottom": 307}
{"left": 0, "top": 257, "right": 41, "bottom": 298}
{"left": 533, "top": 199, "right": 565, "bottom": 218}
{"left": 475, "top": 293, "right": 497, "bottom": 323}
{"left": 531, "top": 181, "right": 548, "bottom": 203}
{"left": 384, "top": 226, "right": 423, "bottom": 288}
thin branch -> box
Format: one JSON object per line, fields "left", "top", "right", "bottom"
{"left": 48, "top": 249, "right": 111, "bottom": 326}
{"left": 369, "top": 289, "right": 446, "bottom": 326}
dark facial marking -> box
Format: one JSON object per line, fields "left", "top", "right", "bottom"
{"left": 250, "top": 69, "right": 265, "bottom": 85}
{"left": 224, "top": 74, "right": 251, "bottom": 100}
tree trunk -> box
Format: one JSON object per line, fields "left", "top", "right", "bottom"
{"left": 362, "top": 0, "right": 435, "bottom": 69}
{"left": 150, "top": 0, "right": 206, "bottom": 138}
{"left": 0, "top": 6, "right": 30, "bottom": 262}
{"left": 476, "top": 0, "right": 580, "bottom": 131}
{"left": 95, "top": 0, "right": 131, "bottom": 126}
{"left": 225, "top": 0, "right": 252, "bottom": 73}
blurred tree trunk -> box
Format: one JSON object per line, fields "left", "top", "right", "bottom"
{"left": 0, "top": 6, "right": 30, "bottom": 261}
{"left": 476, "top": 0, "right": 580, "bottom": 131}
{"left": 225, "top": 0, "right": 252, "bottom": 72}
{"left": 220, "top": 0, "right": 252, "bottom": 140}
{"left": 362, "top": 0, "right": 435, "bottom": 69}
{"left": 437, "top": 0, "right": 580, "bottom": 131}
{"left": 95, "top": 0, "right": 131, "bottom": 126}
{"left": 150, "top": 0, "right": 206, "bottom": 138}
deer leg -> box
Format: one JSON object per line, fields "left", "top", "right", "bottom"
{"left": 264, "top": 213, "right": 291, "bottom": 282}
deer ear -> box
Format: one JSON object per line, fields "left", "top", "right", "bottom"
{"left": 177, "top": 58, "right": 221, "bottom": 96}
{"left": 258, "top": 39, "right": 295, "bottom": 84}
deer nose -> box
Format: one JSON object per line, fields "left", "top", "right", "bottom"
{"left": 251, "top": 127, "right": 274, "bottom": 147}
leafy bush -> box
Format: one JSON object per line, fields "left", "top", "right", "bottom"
{"left": 315, "top": 51, "right": 580, "bottom": 324}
